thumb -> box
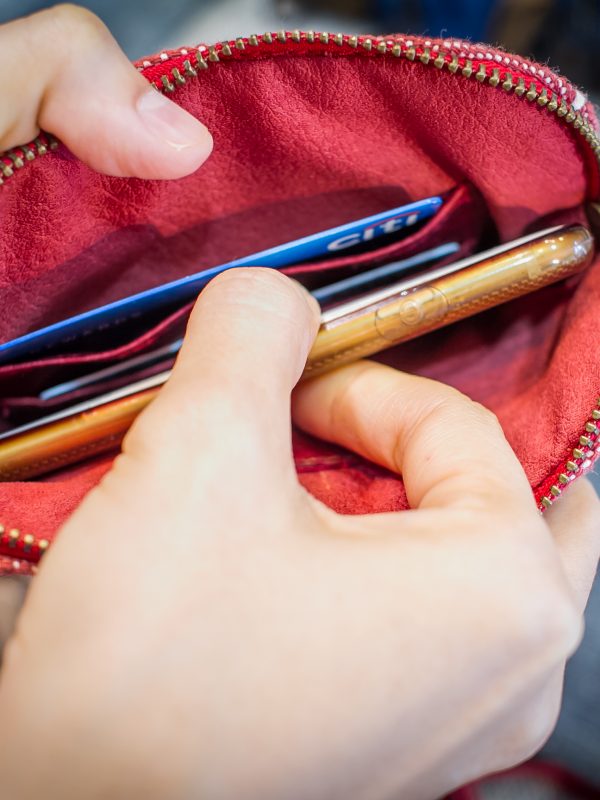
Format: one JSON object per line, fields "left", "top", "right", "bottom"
{"left": 126, "top": 268, "right": 320, "bottom": 477}
{"left": 0, "top": 4, "right": 212, "bottom": 178}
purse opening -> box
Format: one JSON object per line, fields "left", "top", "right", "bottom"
{"left": 0, "top": 33, "right": 598, "bottom": 564}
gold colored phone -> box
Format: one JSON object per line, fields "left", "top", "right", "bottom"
{"left": 304, "top": 224, "right": 593, "bottom": 376}
{"left": 0, "top": 224, "right": 593, "bottom": 481}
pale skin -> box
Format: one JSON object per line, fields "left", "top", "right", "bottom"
{"left": 0, "top": 6, "right": 599, "bottom": 799}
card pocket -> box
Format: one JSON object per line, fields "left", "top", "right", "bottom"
{"left": 0, "top": 183, "right": 487, "bottom": 425}
{"left": 0, "top": 302, "right": 192, "bottom": 412}
{"left": 282, "top": 183, "right": 487, "bottom": 287}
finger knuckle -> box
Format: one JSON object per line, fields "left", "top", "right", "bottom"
{"left": 516, "top": 694, "right": 564, "bottom": 766}
{"left": 499, "top": 571, "right": 583, "bottom": 662}
{"left": 41, "top": 3, "right": 106, "bottom": 41}
{"left": 492, "top": 701, "right": 562, "bottom": 772}
{"left": 453, "top": 396, "right": 503, "bottom": 437}
{"left": 412, "top": 390, "right": 501, "bottom": 440}
{"left": 412, "top": 391, "right": 463, "bottom": 428}
{"left": 472, "top": 400, "right": 503, "bottom": 431}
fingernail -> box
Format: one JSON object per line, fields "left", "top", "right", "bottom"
{"left": 136, "top": 88, "right": 213, "bottom": 153}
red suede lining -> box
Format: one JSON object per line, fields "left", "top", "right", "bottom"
{"left": 0, "top": 51, "right": 591, "bottom": 339}
{"left": 0, "top": 34, "right": 599, "bottom": 569}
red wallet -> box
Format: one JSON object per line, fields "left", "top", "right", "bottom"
{"left": 0, "top": 31, "right": 599, "bottom": 576}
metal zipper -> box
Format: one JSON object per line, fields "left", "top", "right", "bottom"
{"left": 1, "top": 32, "right": 599, "bottom": 185}
{"left": 538, "top": 399, "right": 600, "bottom": 511}
{"left": 0, "top": 524, "right": 48, "bottom": 571}
{"left": 139, "top": 31, "right": 600, "bottom": 181}
{"left": 0, "top": 134, "right": 58, "bottom": 185}
{"left": 0, "top": 31, "right": 599, "bottom": 564}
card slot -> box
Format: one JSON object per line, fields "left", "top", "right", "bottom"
{"left": 0, "top": 192, "right": 447, "bottom": 367}
{"left": 0, "top": 302, "right": 192, "bottom": 398}
{"left": 282, "top": 184, "right": 488, "bottom": 288}
{"left": 0, "top": 182, "right": 492, "bottom": 419}
{"left": 1, "top": 357, "right": 175, "bottom": 425}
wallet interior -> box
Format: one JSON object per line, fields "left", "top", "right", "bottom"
{"left": 0, "top": 33, "right": 599, "bottom": 556}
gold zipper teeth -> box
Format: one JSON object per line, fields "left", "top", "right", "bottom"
{"left": 539, "top": 397, "right": 600, "bottom": 510}
{"left": 0, "top": 33, "right": 598, "bottom": 182}
{"left": 0, "top": 135, "right": 58, "bottom": 185}
{"left": 0, "top": 523, "right": 49, "bottom": 562}
{"left": 146, "top": 33, "right": 600, "bottom": 174}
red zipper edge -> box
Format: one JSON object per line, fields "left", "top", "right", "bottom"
{"left": 1, "top": 32, "right": 599, "bottom": 191}
{"left": 137, "top": 32, "right": 588, "bottom": 109}
{"left": 533, "top": 404, "right": 600, "bottom": 511}
{"left": 0, "top": 31, "right": 599, "bottom": 569}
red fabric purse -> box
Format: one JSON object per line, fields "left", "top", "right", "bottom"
{"left": 0, "top": 31, "right": 599, "bottom": 576}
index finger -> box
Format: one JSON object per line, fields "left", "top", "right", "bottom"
{"left": 292, "top": 361, "right": 535, "bottom": 512}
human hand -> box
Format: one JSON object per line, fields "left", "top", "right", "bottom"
{"left": 0, "top": 268, "right": 597, "bottom": 800}
{"left": 0, "top": 3, "right": 212, "bottom": 177}
{"left": 0, "top": 0, "right": 214, "bottom": 661}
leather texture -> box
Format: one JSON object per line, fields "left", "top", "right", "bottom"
{"left": 0, "top": 34, "right": 599, "bottom": 566}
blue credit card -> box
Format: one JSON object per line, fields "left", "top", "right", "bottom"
{"left": 0, "top": 195, "right": 442, "bottom": 365}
